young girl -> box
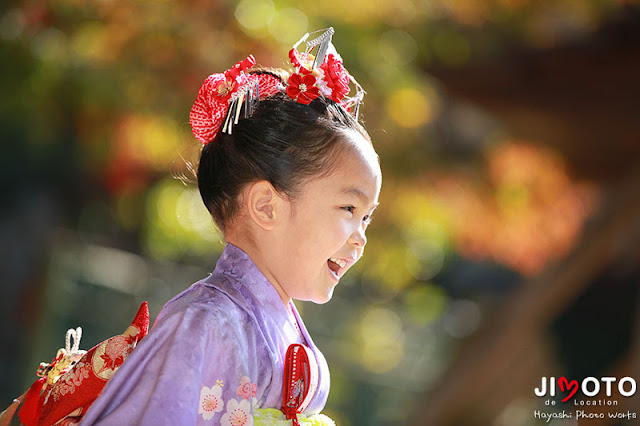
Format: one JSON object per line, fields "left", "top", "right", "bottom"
{"left": 79, "top": 28, "right": 381, "bottom": 425}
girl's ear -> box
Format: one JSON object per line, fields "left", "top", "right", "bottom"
{"left": 246, "top": 180, "right": 282, "bottom": 231}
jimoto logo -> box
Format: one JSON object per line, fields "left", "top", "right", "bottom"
{"left": 533, "top": 376, "right": 638, "bottom": 422}
{"left": 535, "top": 376, "right": 637, "bottom": 403}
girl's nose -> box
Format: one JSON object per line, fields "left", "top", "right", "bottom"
{"left": 349, "top": 226, "right": 367, "bottom": 248}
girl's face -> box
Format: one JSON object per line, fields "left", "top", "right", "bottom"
{"left": 267, "top": 131, "right": 382, "bottom": 304}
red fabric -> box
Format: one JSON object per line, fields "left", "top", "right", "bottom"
{"left": 18, "top": 377, "right": 46, "bottom": 426}
{"left": 31, "top": 302, "right": 150, "bottom": 426}
{"left": 319, "top": 54, "right": 350, "bottom": 103}
{"left": 288, "top": 48, "right": 314, "bottom": 71}
{"left": 189, "top": 57, "right": 282, "bottom": 146}
{"left": 286, "top": 73, "right": 320, "bottom": 105}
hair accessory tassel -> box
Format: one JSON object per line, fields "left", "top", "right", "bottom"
{"left": 255, "top": 80, "right": 260, "bottom": 105}
{"left": 223, "top": 76, "right": 262, "bottom": 134}
{"left": 244, "top": 87, "right": 251, "bottom": 119}
{"left": 350, "top": 76, "right": 366, "bottom": 120}
{"left": 228, "top": 98, "right": 237, "bottom": 134}
{"left": 252, "top": 80, "right": 260, "bottom": 113}
{"left": 234, "top": 92, "right": 245, "bottom": 125}
{"left": 222, "top": 98, "right": 234, "bottom": 134}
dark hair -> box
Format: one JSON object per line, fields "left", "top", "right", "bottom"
{"left": 197, "top": 69, "right": 371, "bottom": 232}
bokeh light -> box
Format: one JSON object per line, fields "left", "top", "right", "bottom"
{"left": 235, "top": 0, "right": 276, "bottom": 34}
{"left": 268, "top": 8, "right": 308, "bottom": 43}
{"left": 378, "top": 30, "right": 418, "bottom": 66}
{"left": 143, "top": 178, "right": 223, "bottom": 259}
{"left": 404, "top": 285, "right": 448, "bottom": 326}
{"left": 386, "top": 86, "right": 437, "bottom": 128}
{"left": 357, "top": 307, "right": 405, "bottom": 373}
{"left": 442, "top": 299, "right": 482, "bottom": 338}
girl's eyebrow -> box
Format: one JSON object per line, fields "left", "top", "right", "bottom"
{"left": 340, "top": 186, "right": 380, "bottom": 209}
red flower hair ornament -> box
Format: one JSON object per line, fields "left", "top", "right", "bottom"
{"left": 286, "top": 73, "right": 320, "bottom": 105}
{"left": 189, "top": 28, "right": 364, "bottom": 146}
{"left": 286, "top": 27, "right": 364, "bottom": 113}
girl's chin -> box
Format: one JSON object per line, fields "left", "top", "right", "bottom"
{"left": 307, "top": 282, "right": 336, "bottom": 304}
{"left": 309, "top": 291, "right": 334, "bottom": 305}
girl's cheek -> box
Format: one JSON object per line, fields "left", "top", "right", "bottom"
{"left": 333, "top": 223, "right": 351, "bottom": 241}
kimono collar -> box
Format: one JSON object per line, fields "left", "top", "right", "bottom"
{"left": 213, "top": 243, "right": 290, "bottom": 315}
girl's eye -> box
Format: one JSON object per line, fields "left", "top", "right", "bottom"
{"left": 342, "top": 206, "right": 374, "bottom": 224}
{"left": 363, "top": 213, "right": 375, "bottom": 225}
{"left": 342, "top": 206, "right": 356, "bottom": 214}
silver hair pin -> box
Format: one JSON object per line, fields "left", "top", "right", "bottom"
{"left": 293, "top": 27, "right": 335, "bottom": 71}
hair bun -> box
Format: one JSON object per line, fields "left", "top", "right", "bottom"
{"left": 189, "top": 73, "right": 230, "bottom": 144}
{"left": 189, "top": 62, "right": 284, "bottom": 146}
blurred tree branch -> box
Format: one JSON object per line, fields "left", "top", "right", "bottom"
{"left": 413, "top": 168, "right": 640, "bottom": 425}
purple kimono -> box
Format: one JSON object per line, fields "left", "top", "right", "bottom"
{"left": 80, "top": 244, "right": 330, "bottom": 425}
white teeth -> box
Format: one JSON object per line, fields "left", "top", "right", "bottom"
{"left": 329, "top": 258, "right": 347, "bottom": 268}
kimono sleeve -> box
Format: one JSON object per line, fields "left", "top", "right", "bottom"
{"left": 80, "top": 299, "right": 270, "bottom": 425}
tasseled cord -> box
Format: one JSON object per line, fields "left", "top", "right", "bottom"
{"left": 281, "top": 406, "right": 300, "bottom": 426}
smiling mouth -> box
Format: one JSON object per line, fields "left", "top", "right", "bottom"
{"left": 327, "top": 258, "right": 348, "bottom": 278}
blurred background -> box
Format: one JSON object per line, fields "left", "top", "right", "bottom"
{"left": 1, "top": 0, "right": 640, "bottom": 424}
